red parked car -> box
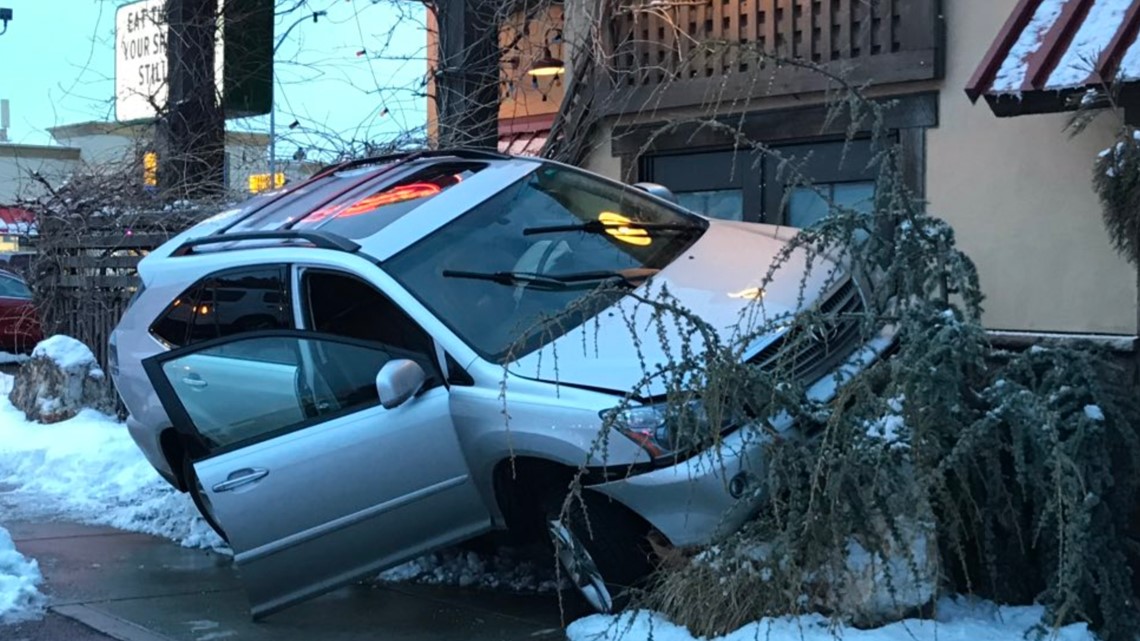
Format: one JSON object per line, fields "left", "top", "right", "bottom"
{"left": 0, "top": 269, "right": 42, "bottom": 354}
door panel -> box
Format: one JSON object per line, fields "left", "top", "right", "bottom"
{"left": 144, "top": 332, "right": 491, "bottom": 618}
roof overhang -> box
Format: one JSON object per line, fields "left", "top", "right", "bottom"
{"left": 966, "top": 0, "right": 1140, "bottom": 119}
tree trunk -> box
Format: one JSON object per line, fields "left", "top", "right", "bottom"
{"left": 435, "top": 0, "right": 500, "bottom": 151}
{"left": 158, "top": 0, "right": 226, "bottom": 197}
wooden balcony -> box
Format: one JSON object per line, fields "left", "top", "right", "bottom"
{"left": 597, "top": 0, "right": 943, "bottom": 115}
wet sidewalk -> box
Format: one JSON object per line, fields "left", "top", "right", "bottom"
{"left": 7, "top": 519, "right": 568, "bottom": 641}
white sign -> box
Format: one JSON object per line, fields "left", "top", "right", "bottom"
{"left": 115, "top": 0, "right": 231, "bottom": 123}
{"left": 115, "top": 0, "right": 168, "bottom": 123}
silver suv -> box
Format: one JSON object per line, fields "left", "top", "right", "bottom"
{"left": 109, "top": 150, "right": 894, "bottom": 619}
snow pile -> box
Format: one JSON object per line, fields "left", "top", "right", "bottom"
{"left": 864, "top": 396, "right": 908, "bottom": 450}
{"left": 31, "top": 335, "right": 100, "bottom": 373}
{"left": 0, "top": 353, "right": 29, "bottom": 366}
{"left": 0, "top": 374, "right": 224, "bottom": 550}
{"left": 0, "top": 526, "right": 43, "bottom": 624}
{"left": 10, "top": 336, "right": 110, "bottom": 424}
{"left": 567, "top": 597, "right": 1095, "bottom": 641}
{"left": 378, "top": 545, "right": 561, "bottom": 593}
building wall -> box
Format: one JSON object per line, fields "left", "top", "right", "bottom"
{"left": 927, "top": 0, "right": 1135, "bottom": 335}
{"left": 426, "top": 4, "right": 564, "bottom": 141}
{"left": 47, "top": 122, "right": 287, "bottom": 196}
{"left": 0, "top": 145, "right": 80, "bottom": 202}
{"left": 580, "top": 0, "right": 1137, "bottom": 337}
{"left": 50, "top": 123, "right": 149, "bottom": 165}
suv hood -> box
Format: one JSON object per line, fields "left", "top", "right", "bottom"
{"left": 506, "top": 220, "right": 839, "bottom": 397}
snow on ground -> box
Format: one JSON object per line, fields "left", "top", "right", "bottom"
{"left": 0, "top": 368, "right": 544, "bottom": 591}
{"left": 0, "top": 525, "right": 43, "bottom": 624}
{"left": 377, "top": 545, "right": 561, "bottom": 593}
{"left": 0, "top": 374, "right": 223, "bottom": 550}
{"left": 567, "top": 597, "right": 1095, "bottom": 641}
{"left": 0, "top": 352, "right": 29, "bottom": 366}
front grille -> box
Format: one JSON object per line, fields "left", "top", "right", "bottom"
{"left": 748, "top": 279, "right": 867, "bottom": 386}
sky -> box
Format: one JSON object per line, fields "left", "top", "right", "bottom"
{"left": 0, "top": 0, "right": 429, "bottom": 158}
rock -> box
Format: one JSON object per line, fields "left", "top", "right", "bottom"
{"left": 8, "top": 335, "right": 111, "bottom": 423}
{"left": 817, "top": 514, "right": 940, "bottom": 627}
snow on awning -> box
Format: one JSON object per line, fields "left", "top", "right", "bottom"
{"left": 966, "top": 0, "right": 1140, "bottom": 116}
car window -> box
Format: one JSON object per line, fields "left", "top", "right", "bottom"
{"left": 155, "top": 334, "right": 426, "bottom": 453}
{"left": 0, "top": 275, "right": 32, "bottom": 299}
{"left": 300, "top": 268, "right": 442, "bottom": 383}
{"left": 386, "top": 163, "right": 706, "bottom": 363}
{"left": 150, "top": 266, "right": 294, "bottom": 363}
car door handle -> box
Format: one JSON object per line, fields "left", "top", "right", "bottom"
{"left": 182, "top": 375, "right": 207, "bottom": 389}
{"left": 212, "top": 468, "right": 269, "bottom": 493}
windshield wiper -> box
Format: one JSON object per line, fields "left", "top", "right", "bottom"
{"left": 522, "top": 219, "right": 703, "bottom": 236}
{"left": 441, "top": 268, "right": 658, "bottom": 290}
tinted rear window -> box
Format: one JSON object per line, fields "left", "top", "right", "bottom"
{"left": 151, "top": 266, "right": 292, "bottom": 348}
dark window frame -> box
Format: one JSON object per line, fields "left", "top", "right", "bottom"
{"left": 616, "top": 92, "right": 935, "bottom": 214}
{"left": 641, "top": 136, "right": 882, "bottom": 225}
{"left": 296, "top": 266, "right": 445, "bottom": 384}
{"left": 149, "top": 264, "right": 293, "bottom": 352}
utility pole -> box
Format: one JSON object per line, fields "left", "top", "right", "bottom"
{"left": 435, "top": 0, "right": 500, "bottom": 150}
{"left": 158, "top": 0, "right": 225, "bottom": 197}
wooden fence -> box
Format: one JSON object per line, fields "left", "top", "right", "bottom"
{"left": 33, "top": 211, "right": 204, "bottom": 374}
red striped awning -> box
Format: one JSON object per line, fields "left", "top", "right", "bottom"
{"left": 0, "top": 208, "right": 36, "bottom": 236}
{"left": 967, "top": 0, "right": 1140, "bottom": 116}
{"left": 497, "top": 113, "right": 554, "bottom": 157}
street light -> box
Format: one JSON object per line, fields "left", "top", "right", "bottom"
{"left": 269, "top": 10, "right": 327, "bottom": 186}
{"left": 0, "top": 9, "right": 13, "bottom": 36}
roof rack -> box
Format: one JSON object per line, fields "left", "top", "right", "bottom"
{"left": 309, "top": 147, "right": 513, "bottom": 181}
{"left": 171, "top": 230, "right": 361, "bottom": 256}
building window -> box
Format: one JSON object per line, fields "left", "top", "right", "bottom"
{"left": 641, "top": 138, "right": 879, "bottom": 227}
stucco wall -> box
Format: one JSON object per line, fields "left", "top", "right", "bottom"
{"left": 928, "top": 0, "right": 1136, "bottom": 335}
{"left": 582, "top": 0, "right": 1138, "bottom": 336}
{"left": 0, "top": 146, "right": 80, "bottom": 202}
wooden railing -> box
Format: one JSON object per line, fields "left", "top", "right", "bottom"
{"left": 598, "top": 0, "right": 942, "bottom": 114}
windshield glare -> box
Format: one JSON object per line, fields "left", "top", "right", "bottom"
{"left": 386, "top": 164, "right": 706, "bottom": 363}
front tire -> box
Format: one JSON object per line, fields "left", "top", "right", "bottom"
{"left": 545, "top": 491, "right": 654, "bottom": 613}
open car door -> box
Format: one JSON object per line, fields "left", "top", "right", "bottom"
{"left": 143, "top": 331, "right": 490, "bottom": 618}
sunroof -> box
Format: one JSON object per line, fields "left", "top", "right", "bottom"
{"left": 223, "top": 162, "right": 398, "bottom": 234}
{"left": 293, "top": 162, "right": 485, "bottom": 239}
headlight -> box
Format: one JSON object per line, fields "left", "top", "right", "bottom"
{"left": 603, "top": 400, "right": 734, "bottom": 461}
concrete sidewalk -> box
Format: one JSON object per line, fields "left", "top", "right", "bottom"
{"left": 7, "top": 519, "right": 570, "bottom": 641}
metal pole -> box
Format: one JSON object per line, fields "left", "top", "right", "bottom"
{"left": 269, "top": 10, "right": 325, "bottom": 189}
{"left": 269, "top": 96, "right": 276, "bottom": 185}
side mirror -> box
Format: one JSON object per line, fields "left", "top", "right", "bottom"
{"left": 632, "top": 182, "right": 679, "bottom": 204}
{"left": 375, "top": 359, "right": 426, "bottom": 409}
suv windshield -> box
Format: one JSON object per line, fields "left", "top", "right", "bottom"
{"left": 386, "top": 163, "right": 706, "bottom": 363}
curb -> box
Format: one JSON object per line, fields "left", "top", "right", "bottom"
{"left": 52, "top": 604, "right": 179, "bottom": 641}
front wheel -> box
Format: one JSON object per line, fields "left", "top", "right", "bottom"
{"left": 545, "top": 491, "right": 654, "bottom": 613}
